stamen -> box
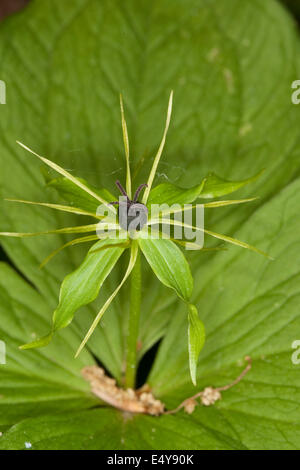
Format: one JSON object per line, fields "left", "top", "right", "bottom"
{"left": 133, "top": 183, "right": 148, "bottom": 203}
{"left": 115, "top": 180, "right": 129, "bottom": 198}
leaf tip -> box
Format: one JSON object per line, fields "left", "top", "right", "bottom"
{"left": 191, "top": 374, "right": 197, "bottom": 387}
{"left": 168, "top": 90, "right": 174, "bottom": 111}
{"left": 261, "top": 250, "right": 274, "bottom": 261}
{"left": 16, "top": 140, "right": 31, "bottom": 154}
{"left": 19, "top": 332, "right": 53, "bottom": 350}
{"left": 119, "top": 94, "right": 123, "bottom": 112}
{"left": 74, "top": 347, "right": 82, "bottom": 359}
{"left": 19, "top": 342, "right": 35, "bottom": 350}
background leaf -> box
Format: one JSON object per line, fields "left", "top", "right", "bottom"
{"left": 0, "top": 0, "right": 299, "bottom": 450}
{"left": 148, "top": 179, "right": 300, "bottom": 450}
{"left": 47, "top": 176, "right": 116, "bottom": 213}
{"left": 0, "top": 263, "right": 97, "bottom": 431}
{"left": 52, "top": 238, "right": 126, "bottom": 332}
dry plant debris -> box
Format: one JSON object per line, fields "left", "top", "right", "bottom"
{"left": 82, "top": 366, "right": 165, "bottom": 416}
{"left": 165, "top": 356, "right": 252, "bottom": 415}
{"left": 82, "top": 356, "right": 252, "bottom": 416}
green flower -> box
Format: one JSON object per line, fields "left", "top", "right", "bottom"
{"left": 0, "top": 92, "right": 270, "bottom": 386}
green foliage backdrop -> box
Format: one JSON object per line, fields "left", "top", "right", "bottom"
{"left": 0, "top": 0, "right": 299, "bottom": 449}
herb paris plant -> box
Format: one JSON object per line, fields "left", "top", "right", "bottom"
{"left": 0, "top": 92, "right": 269, "bottom": 387}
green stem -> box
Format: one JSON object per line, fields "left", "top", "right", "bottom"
{"left": 125, "top": 249, "right": 141, "bottom": 389}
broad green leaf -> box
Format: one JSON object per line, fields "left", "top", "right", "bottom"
{"left": 75, "top": 240, "right": 138, "bottom": 357}
{"left": 47, "top": 177, "right": 116, "bottom": 214}
{"left": 52, "top": 238, "right": 127, "bottom": 331}
{"left": 0, "top": 408, "right": 247, "bottom": 450}
{"left": 149, "top": 179, "right": 300, "bottom": 450}
{"left": 199, "top": 170, "right": 264, "bottom": 199}
{"left": 147, "top": 179, "right": 205, "bottom": 206}
{"left": 138, "top": 236, "right": 193, "bottom": 301}
{"left": 0, "top": 263, "right": 97, "bottom": 429}
{"left": 0, "top": 0, "right": 299, "bottom": 450}
{"left": 47, "top": 177, "right": 116, "bottom": 213}
{"left": 188, "top": 304, "right": 205, "bottom": 386}
{"left": 21, "top": 238, "right": 127, "bottom": 349}
{"left": 147, "top": 171, "right": 262, "bottom": 209}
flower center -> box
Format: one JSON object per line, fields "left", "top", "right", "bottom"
{"left": 109, "top": 180, "right": 148, "bottom": 232}
{"left": 118, "top": 200, "right": 148, "bottom": 231}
